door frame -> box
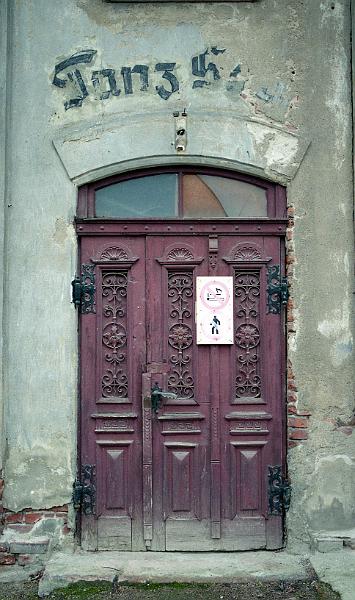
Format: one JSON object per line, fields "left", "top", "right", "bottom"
{"left": 74, "top": 166, "right": 288, "bottom": 549}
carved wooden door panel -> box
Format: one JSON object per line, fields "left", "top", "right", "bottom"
{"left": 144, "top": 234, "right": 284, "bottom": 551}
{"left": 145, "top": 237, "right": 210, "bottom": 551}
{"left": 79, "top": 231, "right": 285, "bottom": 551}
{"left": 79, "top": 236, "right": 147, "bottom": 551}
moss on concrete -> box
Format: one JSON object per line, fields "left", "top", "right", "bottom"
{"left": 0, "top": 579, "right": 341, "bottom": 600}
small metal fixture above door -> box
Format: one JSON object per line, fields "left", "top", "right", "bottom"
{"left": 173, "top": 111, "right": 187, "bottom": 152}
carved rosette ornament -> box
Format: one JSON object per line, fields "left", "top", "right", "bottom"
{"left": 167, "top": 272, "right": 194, "bottom": 399}
{"left": 169, "top": 324, "right": 193, "bottom": 350}
{"left": 234, "top": 271, "right": 261, "bottom": 399}
{"left": 101, "top": 271, "right": 128, "bottom": 398}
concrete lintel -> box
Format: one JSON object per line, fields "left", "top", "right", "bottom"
{"left": 53, "top": 111, "right": 310, "bottom": 186}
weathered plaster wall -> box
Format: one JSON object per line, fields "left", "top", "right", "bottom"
{"left": 285, "top": 0, "right": 355, "bottom": 550}
{"left": 0, "top": 0, "right": 10, "bottom": 482}
{"left": 2, "top": 0, "right": 354, "bottom": 551}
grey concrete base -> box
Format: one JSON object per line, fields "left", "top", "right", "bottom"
{"left": 310, "top": 550, "right": 355, "bottom": 600}
{"left": 0, "top": 563, "right": 44, "bottom": 584}
{"left": 311, "top": 528, "right": 355, "bottom": 552}
{"left": 37, "top": 550, "right": 313, "bottom": 597}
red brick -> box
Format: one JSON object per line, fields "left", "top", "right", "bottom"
{"left": 287, "top": 392, "right": 297, "bottom": 403}
{"left": 337, "top": 426, "right": 354, "bottom": 436}
{"left": 286, "top": 230, "right": 293, "bottom": 241}
{"left": 63, "top": 525, "right": 72, "bottom": 535}
{"left": 24, "top": 512, "right": 44, "bottom": 524}
{"left": 51, "top": 505, "right": 68, "bottom": 513}
{"left": 6, "top": 524, "right": 32, "bottom": 533}
{"left": 288, "top": 441, "right": 300, "bottom": 449}
{"left": 0, "top": 479, "right": 4, "bottom": 500}
{"left": 288, "top": 417, "right": 308, "bottom": 429}
{"left": 5, "top": 512, "right": 23, "bottom": 524}
{"left": 0, "top": 553, "right": 16, "bottom": 565}
{"left": 288, "top": 381, "right": 297, "bottom": 392}
{"left": 54, "top": 513, "right": 68, "bottom": 523}
{"left": 287, "top": 404, "right": 297, "bottom": 414}
{"left": 289, "top": 429, "right": 308, "bottom": 440}
{"left": 0, "top": 543, "right": 9, "bottom": 553}
{"left": 17, "top": 554, "right": 34, "bottom": 566}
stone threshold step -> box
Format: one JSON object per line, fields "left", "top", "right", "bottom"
{"left": 38, "top": 550, "right": 314, "bottom": 597}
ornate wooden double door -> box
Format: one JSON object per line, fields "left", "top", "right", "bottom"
{"left": 78, "top": 225, "right": 285, "bottom": 551}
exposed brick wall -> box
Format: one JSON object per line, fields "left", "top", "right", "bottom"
{"left": 0, "top": 504, "right": 71, "bottom": 567}
{"left": 286, "top": 205, "right": 311, "bottom": 449}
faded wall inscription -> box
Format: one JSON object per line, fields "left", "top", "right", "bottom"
{"left": 52, "top": 48, "right": 243, "bottom": 110}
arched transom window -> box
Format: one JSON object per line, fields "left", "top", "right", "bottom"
{"left": 78, "top": 168, "right": 285, "bottom": 219}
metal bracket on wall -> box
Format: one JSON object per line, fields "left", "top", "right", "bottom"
{"left": 268, "top": 465, "right": 291, "bottom": 515}
{"left": 71, "top": 264, "right": 96, "bottom": 314}
{"left": 267, "top": 265, "right": 288, "bottom": 314}
{"left": 73, "top": 464, "right": 96, "bottom": 515}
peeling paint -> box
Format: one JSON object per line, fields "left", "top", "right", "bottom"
{"left": 53, "top": 218, "right": 70, "bottom": 245}
{"left": 317, "top": 300, "right": 352, "bottom": 340}
{"left": 303, "top": 455, "right": 355, "bottom": 530}
{"left": 320, "top": 1, "right": 350, "bottom": 170}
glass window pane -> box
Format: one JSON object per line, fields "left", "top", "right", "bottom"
{"left": 95, "top": 174, "right": 178, "bottom": 217}
{"left": 182, "top": 175, "right": 267, "bottom": 218}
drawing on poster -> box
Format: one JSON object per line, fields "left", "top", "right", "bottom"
{"left": 210, "top": 315, "right": 221, "bottom": 334}
{"left": 196, "top": 277, "right": 234, "bottom": 345}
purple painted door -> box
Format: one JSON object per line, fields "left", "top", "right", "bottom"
{"left": 78, "top": 226, "right": 285, "bottom": 551}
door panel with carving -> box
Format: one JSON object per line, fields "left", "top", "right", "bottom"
{"left": 79, "top": 230, "right": 285, "bottom": 551}
{"left": 80, "top": 236, "right": 146, "bottom": 551}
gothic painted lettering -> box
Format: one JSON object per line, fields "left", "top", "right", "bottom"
{"left": 52, "top": 47, "right": 244, "bottom": 110}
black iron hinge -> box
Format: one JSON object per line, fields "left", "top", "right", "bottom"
{"left": 268, "top": 465, "right": 291, "bottom": 515}
{"left": 73, "top": 464, "right": 96, "bottom": 515}
{"left": 267, "top": 265, "right": 288, "bottom": 314}
{"left": 71, "top": 264, "right": 96, "bottom": 314}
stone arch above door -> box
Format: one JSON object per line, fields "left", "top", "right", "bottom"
{"left": 53, "top": 111, "right": 310, "bottom": 186}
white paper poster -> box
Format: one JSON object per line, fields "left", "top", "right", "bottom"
{"left": 196, "top": 277, "right": 234, "bottom": 345}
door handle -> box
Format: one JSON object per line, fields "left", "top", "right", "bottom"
{"left": 151, "top": 382, "right": 177, "bottom": 413}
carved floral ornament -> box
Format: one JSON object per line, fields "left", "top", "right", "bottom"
{"left": 92, "top": 246, "right": 138, "bottom": 265}
{"left": 234, "top": 271, "right": 261, "bottom": 399}
{"left": 158, "top": 245, "right": 203, "bottom": 266}
{"left": 100, "top": 247, "right": 129, "bottom": 261}
{"left": 235, "top": 324, "right": 260, "bottom": 349}
{"left": 167, "top": 272, "right": 195, "bottom": 400}
{"left": 230, "top": 243, "right": 263, "bottom": 262}
{"left": 166, "top": 248, "right": 194, "bottom": 262}
{"left": 169, "top": 324, "right": 193, "bottom": 350}
{"left": 101, "top": 270, "right": 129, "bottom": 399}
